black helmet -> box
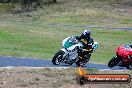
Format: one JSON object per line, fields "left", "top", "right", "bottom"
{"left": 81, "top": 30, "right": 91, "bottom": 39}
{"left": 130, "top": 44, "right": 132, "bottom": 48}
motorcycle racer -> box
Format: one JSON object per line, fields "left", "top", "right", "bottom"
{"left": 52, "top": 30, "right": 99, "bottom": 66}
{"left": 75, "top": 30, "right": 95, "bottom": 64}
{"left": 108, "top": 44, "right": 132, "bottom": 69}
{"left": 65, "top": 30, "right": 97, "bottom": 65}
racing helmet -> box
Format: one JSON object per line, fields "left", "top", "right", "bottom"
{"left": 81, "top": 30, "right": 91, "bottom": 39}
{"left": 130, "top": 44, "right": 132, "bottom": 48}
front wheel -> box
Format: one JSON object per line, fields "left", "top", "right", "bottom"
{"left": 126, "top": 62, "right": 132, "bottom": 69}
{"left": 108, "top": 56, "right": 120, "bottom": 68}
{"left": 52, "top": 50, "right": 65, "bottom": 65}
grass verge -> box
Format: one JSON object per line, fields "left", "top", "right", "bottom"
{"left": 0, "top": 0, "right": 131, "bottom": 64}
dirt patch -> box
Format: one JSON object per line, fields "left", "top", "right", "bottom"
{"left": 0, "top": 67, "right": 132, "bottom": 88}
{"left": 0, "top": 67, "right": 76, "bottom": 88}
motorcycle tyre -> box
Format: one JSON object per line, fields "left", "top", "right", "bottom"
{"left": 108, "top": 56, "right": 120, "bottom": 68}
{"left": 52, "top": 50, "right": 64, "bottom": 65}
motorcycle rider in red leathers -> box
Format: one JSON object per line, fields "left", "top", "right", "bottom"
{"left": 117, "top": 44, "right": 132, "bottom": 66}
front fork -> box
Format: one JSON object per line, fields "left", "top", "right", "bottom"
{"left": 114, "top": 55, "right": 122, "bottom": 66}
{"left": 117, "top": 60, "right": 122, "bottom": 66}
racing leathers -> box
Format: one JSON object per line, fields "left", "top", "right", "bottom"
{"left": 75, "top": 36, "right": 94, "bottom": 52}
{"left": 75, "top": 36, "right": 94, "bottom": 62}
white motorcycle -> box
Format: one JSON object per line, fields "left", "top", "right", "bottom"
{"left": 52, "top": 36, "right": 99, "bottom": 66}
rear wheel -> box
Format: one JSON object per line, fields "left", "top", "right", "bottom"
{"left": 52, "top": 50, "right": 65, "bottom": 65}
{"left": 108, "top": 56, "right": 120, "bottom": 68}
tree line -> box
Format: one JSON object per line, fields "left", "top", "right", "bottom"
{"left": 0, "top": 0, "right": 57, "bottom": 11}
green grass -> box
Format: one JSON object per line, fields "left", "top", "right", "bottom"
{"left": 90, "top": 29, "right": 132, "bottom": 63}
{"left": 0, "top": 0, "right": 131, "bottom": 64}
{"left": 0, "top": 20, "right": 131, "bottom": 63}
{"left": 121, "top": 19, "right": 132, "bottom": 24}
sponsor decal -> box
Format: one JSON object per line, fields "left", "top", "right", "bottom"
{"left": 76, "top": 67, "right": 131, "bottom": 85}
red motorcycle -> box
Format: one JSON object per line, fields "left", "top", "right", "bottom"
{"left": 108, "top": 44, "right": 132, "bottom": 69}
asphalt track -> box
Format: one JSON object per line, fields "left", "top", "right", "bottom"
{"left": 0, "top": 56, "right": 127, "bottom": 70}
{"left": 48, "top": 23, "right": 132, "bottom": 30}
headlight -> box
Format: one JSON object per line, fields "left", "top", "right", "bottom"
{"left": 93, "top": 42, "right": 99, "bottom": 49}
